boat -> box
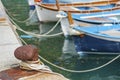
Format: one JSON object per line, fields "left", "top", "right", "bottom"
{"left": 34, "top": 0, "right": 120, "bottom": 22}
{"left": 60, "top": 11, "right": 120, "bottom": 54}
{"left": 56, "top": 0, "right": 120, "bottom": 54}
{"left": 73, "top": 23, "right": 120, "bottom": 54}
{"left": 71, "top": 7, "right": 120, "bottom": 24}
{"left": 59, "top": 7, "right": 120, "bottom": 37}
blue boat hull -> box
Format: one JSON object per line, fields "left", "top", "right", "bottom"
{"left": 73, "top": 35, "right": 120, "bottom": 54}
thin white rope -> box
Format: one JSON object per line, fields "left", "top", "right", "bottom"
{"left": 13, "top": 18, "right": 120, "bottom": 73}
{"left": 18, "top": 29, "right": 120, "bottom": 73}
{"left": 20, "top": 59, "right": 52, "bottom": 71}
{"left": 38, "top": 54, "right": 120, "bottom": 73}
{"left": 8, "top": 14, "right": 63, "bottom": 38}
{"left": 4, "top": 0, "right": 120, "bottom": 73}
{"left": 42, "top": 18, "right": 62, "bottom": 35}
{"left": 9, "top": 17, "right": 71, "bottom": 79}
{"left": 4, "top": 5, "right": 36, "bottom": 23}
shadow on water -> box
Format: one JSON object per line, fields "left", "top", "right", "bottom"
{"left": 2, "top": 0, "right": 120, "bottom": 80}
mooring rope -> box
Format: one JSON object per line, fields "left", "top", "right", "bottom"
{"left": 3, "top": 0, "right": 64, "bottom": 37}
{"left": 4, "top": 5, "right": 36, "bottom": 23}
{"left": 43, "top": 18, "right": 62, "bottom": 35}
{"left": 38, "top": 54, "right": 120, "bottom": 73}
{"left": 8, "top": 14, "right": 63, "bottom": 38}
{"left": 9, "top": 12, "right": 120, "bottom": 73}
{"left": 4, "top": 0, "right": 120, "bottom": 73}
{"left": 17, "top": 28, "right": 120, "bottom": 73}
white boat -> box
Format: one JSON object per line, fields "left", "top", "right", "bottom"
{"left": 34, "top": 0, "right": 119, "bottom": 22}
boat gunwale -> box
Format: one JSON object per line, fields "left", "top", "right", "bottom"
{"left": 36, "top": 0, "right": 120, "bottom": 13}
{"left": 73, "top": 24, "right": 120, "bottom": 39}
{"left": 37, "top": 0, "right": 119, "bottom": 7}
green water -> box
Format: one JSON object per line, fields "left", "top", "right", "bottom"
{"left": 2, "top": 0, "right": 120, "bottom": 80}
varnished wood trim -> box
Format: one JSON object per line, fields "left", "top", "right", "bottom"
{"left": 37, "top": 1, "right": 120, "bottom": 13}
{"left": 38, "top": 0, "right": 119, "bottom": 7}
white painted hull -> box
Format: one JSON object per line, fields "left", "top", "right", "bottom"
{"left": 35, "top": 5, "right": 59, "bottom": 22}
{"left": 60, "top": 17, "right": 82, "bottom": 37}
{"left": 28, "top": 0, "right": 35, "bottom": 6}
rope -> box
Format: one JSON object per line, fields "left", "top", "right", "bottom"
{"left": 38, "top": 54, "right": 120, "bottom": 73}
{"left": 3, "top": 0, "right": 120, "bottom": 73}
{"left": 11, "top": 22, "right": 69, "bottom": 80}
{"left": 42, "top": 18, "right": 62, "bottom": 35}
{"left": 11, "top": 16, "right": 120, "bottom": 73}
{"left": 4, "top": 5, "right": 36, "bottom": 23}
{"left": 8, "top": 14, "right": 63, "bottom": 38}
{"left": 20, "top": 59, "right": 52, "bottom": 72}
{"left": 19, "top": 35, "right": 120, "bottom": 73}
{"left": 19, "top": 59, "right": 69, "bottom": 80}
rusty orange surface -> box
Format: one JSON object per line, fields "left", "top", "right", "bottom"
{"left": 0, "top": 67, "right": 39, "bottom": 80}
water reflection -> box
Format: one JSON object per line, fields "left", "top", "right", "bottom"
{"left": 23, "top": 22, "right": 120, "bottom": 80}
{"left": 26, "top": 0, "right": 39, "bottom": 26}
{"left": 39, "top": 22, "right": 61, "bottom": 35}
{"left": 3, "top": 0, "right": 120, "bottom": 80}
{"left": 39, "top": 23, "right": 78, "bottom": 60}
{"left": 23, "top": 19, "right": 120, "bottom": 80}
{"left": 59, "top": 37, "right": 78, "bottom": 60}
{"left": 89, "top": 74, "right": 120, "bottom": 80}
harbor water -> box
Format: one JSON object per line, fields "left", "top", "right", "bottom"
{"left": 2, "top": 0, "right": 120, "bottom": 80}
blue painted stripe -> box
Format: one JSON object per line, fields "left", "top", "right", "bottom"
{"left": 77, "top": 4, "right": 115, "bottom": 11}
{"left": 73, "top": 16, "right": 120, "bottom": 24}
{"left": 73, "top": 35, "right": 120, "bottom": 53}
{"left": 73, "top": 24, "right": 120, "bottom": 39}
{"left": 72, "top": 9, "right": 120, "bottom": 19}
{"left": 20, "top": 35, "right": 33, "bottom": 38}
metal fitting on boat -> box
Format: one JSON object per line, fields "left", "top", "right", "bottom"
{"left": 56, "top": 11, "right": 67, "bottom": 18}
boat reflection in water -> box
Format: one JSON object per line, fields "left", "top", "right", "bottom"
{"left": 3, "top": 0, "right": 120, "bottom": 80}
{"left": 39, "top": 22, "right": 81, "bottom": 59}
{"left": 59, "top": 37, "right": 78, "bottom": 60}
{"left": 26, "top": 0, "right": 39, "bottom": 26}
{"left": 21, "top": 22, "right": 120, "bottom": 80}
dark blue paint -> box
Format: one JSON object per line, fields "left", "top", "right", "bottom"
{"left": 73, "top": 35, "right": 120, "bottom": 53}
{"left": 29, "top": 5, "right": 35, "bottom": 10}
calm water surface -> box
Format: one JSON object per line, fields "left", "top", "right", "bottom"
{"left": 2, "top": 0, "right": 120, "bottom": 80}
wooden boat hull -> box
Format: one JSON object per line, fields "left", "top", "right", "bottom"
{"left": 61, "top": 21, "right": 120, "bottom": 54}
{"left": 72, "top": 9, "right": 120, "bottom": 24}
{"left": 73, "top": 35, "right": 120, "bottom": 54}
{"left": 35, "top": 5, "right": 58, "bottom": 22}
{"left": 72, "top": 23, "right": 120, "bottom": 54}
{"left": 61, "top": 15, "right": 120, "bottom": 54}
{"left": 35, "top": 0, "right": 120, "bottom": 22}
{"left": 60, "top": 15, "right": 117, "bottom": 36}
